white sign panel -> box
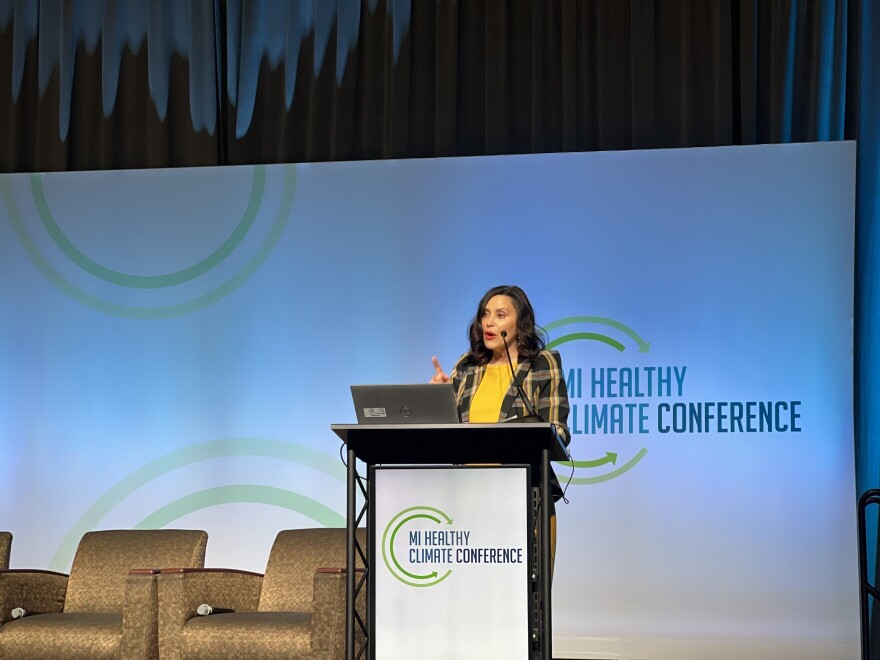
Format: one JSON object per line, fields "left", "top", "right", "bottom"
{"left": 373, "top": 466, "right": 530, "bottom": 659}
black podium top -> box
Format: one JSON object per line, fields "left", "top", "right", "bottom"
{"left": 330, "top": 422, "right": 570, "bottom": 466}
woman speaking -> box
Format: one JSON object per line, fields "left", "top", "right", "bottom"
{"left": 430, "top": 285, "right": 571, "bottom": 568}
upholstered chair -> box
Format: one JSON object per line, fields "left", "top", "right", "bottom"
{"left": 158, "top": 527, "right": 364, "bottom": 660}
{"left": 0, "top": 529, "right": 208, "bottom": 660}
{"left": 0, "top": 533, "right": 10, "bottom": 570}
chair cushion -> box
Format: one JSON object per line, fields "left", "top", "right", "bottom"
{"left": 259, "top": 528, "right": 348, "bottom": 612}
{"left": 65, "top": 529, "right": 207, "bottom": 613}
{"left": 182, "top": 611, "right": 311, "bottom": 660}
{"left": 0, "top": 612, "right": 121, "bottom": 659}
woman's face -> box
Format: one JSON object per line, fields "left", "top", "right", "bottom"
{"left": 481, "top": 294, "right": 518, "bottom": 355}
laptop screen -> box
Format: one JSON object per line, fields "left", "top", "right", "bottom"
{"left": 351, "top": 384, "right": 460, "bottom": 425}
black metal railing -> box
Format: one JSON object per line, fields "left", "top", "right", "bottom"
{"left": 858, "top": 489, "right": 880, "bottom": 659}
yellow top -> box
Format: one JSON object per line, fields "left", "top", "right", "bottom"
{"left": 469, "top": 363, "right": 514, "bottom": 423}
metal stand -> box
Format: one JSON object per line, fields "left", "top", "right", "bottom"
{"left": 346, "top": 447, "right": 369, "bottom": 659}
{"left": 858, "top": 488, "right": 880, "bottom": 660}
{"left": 539, "top": 447, "right": 552, "bottom": 658}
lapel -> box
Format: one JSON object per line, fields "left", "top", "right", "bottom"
{"left": 458, "top": 363, "right": 486, "bottom": 423}
{"left": 499, "top": 360, "right": 533, "bottom": 421}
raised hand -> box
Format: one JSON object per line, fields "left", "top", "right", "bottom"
{"left": 430, "top": 356, "right": 450, "bottom": 383}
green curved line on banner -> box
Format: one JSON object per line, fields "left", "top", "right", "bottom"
{"left": 383, "top": 506, "right": 453, "bottom": 533}
{"left": 381, "top": 506, "right": 449, "bottom": 559}
{"left": 29, "top": 166, "right": 266, "bottom": 288}
{"left": 556, "top": 452, "right": 617, "bottom": 468}
{"left": 0, "top": 165, "right": 296, "bottom": 319}
{"left": 544, "top": 316, "right": 650, "bottom": 352}
{"left": 381, "top": 506, "right": 453, "bottom": 587}
{"left": 546, "top": 332, "right": 626, "bottom": 352}
{"left": 134, "top": 485, "right": 344, "bottom": 529}
{"left": 390, "top": 514, "right": 442, "bottom": 580}
{"left": 389, "top": 569, "right": 453, "bottom": 588}
{"left": 49, "top": 437, "right": 343, "bottom": 571}
{"left": 560, "top": 448, "right": 648, "bottom": 485}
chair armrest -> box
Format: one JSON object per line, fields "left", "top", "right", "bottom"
{"left": 310, "top": 568, "right": 365, "bottom": 660}
{"left": 0, "top": 569, "right": 68, "bottom": 625}
{"left": 157, "top": 568, "right": 263, "bottom": 660}
{"left": 121, "top": 569, "right": 161, "bottom": 660}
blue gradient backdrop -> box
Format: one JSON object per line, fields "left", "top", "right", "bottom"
{"left": 0, "top": 143, "right": 858, "bottom": 658}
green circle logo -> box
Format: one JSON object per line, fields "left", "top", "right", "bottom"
{"left": 546, "top": 315, "right": 650, "bottom": 485}
{"left": 0, "top": 164, "right": 296, "bottom": 319}
{"left": 381, "top": 506, "right": 454, "bottom": 588}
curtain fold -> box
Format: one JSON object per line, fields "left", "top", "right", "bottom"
{"left": 0, "top": 0, "right": 859, "bottom": 169}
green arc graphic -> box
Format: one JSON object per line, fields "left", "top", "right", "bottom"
{"left": 29, "top": 167, "right": 266, "bottom": 288}
{"left": 545, "top": 316, "right": 651, "bottom": 353}
{"left": 560, "top": 448, "right": 649, "bottom": 485}
{"left": 50, "top": 438, "right": 344, "bottom": 571}
{"left": 556, "top": 452, "right": 617, "bottom": 468}
{"left": 390, "top": 514, "right": 442, "bottom": 579}
{"left": 382, "top": 506, "right": 453, "bottom": 588}
{"left": 547, "top": 332, "right": 625, "bottom": 352}
{"left": 0, "top": 165, "right": 295, "bottom": 319}
{"left": 134, "top": 485, "right": 344, "bottom": 529}
{"left": 545, "top": 315, "right": 652, "bottom": 485}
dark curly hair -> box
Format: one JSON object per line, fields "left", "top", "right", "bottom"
{"left": 467, "top": 285, "right": 546, "bottom": 366}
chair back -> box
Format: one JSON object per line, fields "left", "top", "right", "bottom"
{"left": 0, "top": 531, "right": 11, "bottom": 569}
{"left": 64, "top": 529, "right": 208, "bottom": 613}
{"left": 258, "top": 528, "right": 353, "bottom": 612}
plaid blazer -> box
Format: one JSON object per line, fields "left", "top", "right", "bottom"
{"left": 450, "top": 349, "right": 571, "bottom": 446}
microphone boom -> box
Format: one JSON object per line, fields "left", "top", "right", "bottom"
{"left": 500, "top": 331, "right": 543, "bottom": 422}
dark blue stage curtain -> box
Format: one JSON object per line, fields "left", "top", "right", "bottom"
{"left": 855, "top": 0, "right": 880, "bottom": 643}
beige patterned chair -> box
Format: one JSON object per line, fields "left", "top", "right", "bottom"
{"left": 158, "top": 527, "right": 364, "bottom": 660}
{"left": 0, "top": 533, "right": 10, "bottom": 570}
{"left": 0, "top": 529, "right": 208, "bottom": 660}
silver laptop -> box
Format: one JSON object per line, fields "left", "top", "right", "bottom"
{"left": 351, "top": 384, "right": 460, "bottom": 424}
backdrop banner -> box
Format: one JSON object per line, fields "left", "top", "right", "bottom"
{"left": 0, "top": 142, "right": 858, "bottom": 658}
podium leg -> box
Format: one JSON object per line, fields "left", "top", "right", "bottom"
{"left": 346, "top": 450, "right": 371, "bottom": 659}
{"left": 541, "top": 447, "right": 552, "bottom": 660}
{"left": 347, "top": 446, "right": 356, "bottom": 660}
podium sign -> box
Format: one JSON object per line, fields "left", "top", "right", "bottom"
{"left": 373, "top": 466, "right": 530, "bottom": 659}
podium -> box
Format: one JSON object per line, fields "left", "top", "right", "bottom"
{"left": 331, "top": 422, "right": 570, "bottom": 660}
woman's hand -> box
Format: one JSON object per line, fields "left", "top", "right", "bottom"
{"left": 430, "top": 356, "right": 450, "bottom": 383}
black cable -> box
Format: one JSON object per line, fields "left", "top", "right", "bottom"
{"left": 549, "top": 421, "right": 573, "bottom": 504}
{"left": 339, "top": 441, "right": 366, "bottom": 481}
